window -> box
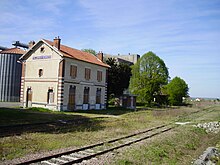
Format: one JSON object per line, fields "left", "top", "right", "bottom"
{"left": 96, "top": 88, "right": 101, "bottom": 104}
{"left": 70, "top": 65, "right": 77, "bottom": 78}
{"left": 40, "top": 46, "right": 45, "bottom": 53}
{"left": 97, "top": 71, "right": 102, "bottom": 82}
{"left": 47, "top": 88, "right": 54, "bottom": 104}
{"left": 83, "top": 87, "right": 90, "bottom": 104}
{"left": 27, "top": 87, "right": 32, "bottom": 102}
{"left": 85, "top": 68, "right": 91, "bottom": 80}
{"left": 39, "top": 69, "right": 43, "bottom": 77}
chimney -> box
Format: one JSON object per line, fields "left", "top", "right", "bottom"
{"left": 97, "top": 51, "right": 103, "bottom": 62}
{"left": 28, "top": 41, "right": 35, "bottom": 49}
{"left": 54, "top": 36, "right": 61, "bottom": 50}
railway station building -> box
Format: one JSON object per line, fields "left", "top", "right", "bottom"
{"left": 19, "top": 37, "right": 109, "bottom": 111}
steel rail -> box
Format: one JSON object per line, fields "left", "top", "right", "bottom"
{"left": 63, "top": 126, "right": 175, "bottom": 165}
{"left": 17, "top": 124, "right": 173, "bottom": 165}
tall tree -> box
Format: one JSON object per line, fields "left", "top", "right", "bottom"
{"left": 106, "top": 58, "right": 131, "bottom": 98}
{"left": 81, "top": 49, "right": 97, "bottom": 56}
{"left": 118, "top": 63, "right": 132, "bottom": 94}
{"left": 165, "top": 76, "right": 189, "bottom": 105}
{"left": 129, "top": 51, "right": 169, "bottom": 104}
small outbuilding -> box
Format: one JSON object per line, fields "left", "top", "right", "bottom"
{"left": 119, "top": 94, "right": 136, "bottom": 109}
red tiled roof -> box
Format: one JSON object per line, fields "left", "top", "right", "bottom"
{"left": 43, "top": 39, "right": 109, "bottom": 68}
{"left": 0, "top": 48, "right": 26, "bottom": 55}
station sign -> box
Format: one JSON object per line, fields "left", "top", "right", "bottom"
{"left": 32, "top": 55, "right": 51, "bottom": 60}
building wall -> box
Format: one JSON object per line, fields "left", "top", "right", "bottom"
{"left": 22, "top": 42, "right": 107, "bottom": 111}
{"left": 118, "top": 54, "right": 140, "bottom": 64}
{"left": 62, "top": 57, "right": 107, "bottom": 110}
{"left": 0, "top": 53, "right": 22, "bottom": 102}
{"left": 25, "top": 42, "right": 61, "bottom": 78}
{"left": 22, "top": 42, "right": 61, "bottom": 109}
{"left": 104, "top": 54, "right": 140, "bottom": 64}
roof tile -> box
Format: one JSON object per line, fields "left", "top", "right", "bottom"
{"left": 0, "top": 48, "right": 26, "bottom": 55}
{"left": 43, "top": 39, "right": 109, "bottom": 68}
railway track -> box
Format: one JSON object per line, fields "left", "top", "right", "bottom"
{"left": 0, "top": 106, "right": 205, "bottom": 138}
{"left": 17, "top": 124, "right": 175, "bottom": 165}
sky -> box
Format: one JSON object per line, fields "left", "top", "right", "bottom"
{"left": 0, "top": 0, "right": 220, "bottom": 98}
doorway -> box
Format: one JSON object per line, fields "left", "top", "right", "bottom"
{"left": 26, "top": 87, "right": 32, "bottom": 108}
{"left": 68, "top": 86, "right": 76, "bottom": 111}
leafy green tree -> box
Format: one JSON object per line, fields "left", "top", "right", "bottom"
{"left": 129, "top": 51, "right": 169, "bottom": 104}
{"left": 165, "top": 76, "right": 189, "bottom": 105}
{"left": 106, "top": 58, "right": 131, "bottom": 98}
{"left": 81, "top": 48, "right": 97, "bottom": 56}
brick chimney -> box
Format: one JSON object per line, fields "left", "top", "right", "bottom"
{"left": 54, "top": 36, "right": 61, "bottom": 50}
{"left": 28, "top": 41, "right": 35, "bottom": 49}
{"left": 97, "top": 51, "right": 103, "bottom": 62}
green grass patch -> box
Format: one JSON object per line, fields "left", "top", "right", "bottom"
{"left": 113, "top": 126, "right": 220, "bottom": 165}
{"left": 0, "top": 108, "right": 87, "bottom": 126}
{"left": 0, "top": 104, "right": 220, "bottom": 162}
{"left": 74, "top": 107, "right": 136, "bottom": 116}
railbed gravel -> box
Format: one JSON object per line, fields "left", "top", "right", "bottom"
{"left": 75, "top": 128, "right": 177, "bottom": 165}
{"left": 194, "top": 121, "right": 220, "bottom": 133}
{"left": 1, "top": 126, "right": 176, "bottom": 165}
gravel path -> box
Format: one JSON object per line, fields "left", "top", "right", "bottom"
{"left": 0, "top": 102, "right": 20, "bottom": 108}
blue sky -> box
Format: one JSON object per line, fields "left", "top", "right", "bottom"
{"left": 1, "top": 0, "right": 220, "bottom": 98}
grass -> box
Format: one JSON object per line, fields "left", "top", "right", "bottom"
{"left": 0, "top": 107, "right": 165, "bottom": 161}
{"left": 74, "top": 107, "right": 136, "bottom": 116}
{"left": 113, "top": 126, "right": 220, "bottom": 165}
{"left": 0, "top": 107, "right": 86, "bottom": 126}
{"left": 0, "top": 107, "right": 137, "bottom": 127}
{"left": 0, "top": 102, "right": 220, "bottom": 163}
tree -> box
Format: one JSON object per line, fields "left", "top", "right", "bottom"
{"left": 118, "top": 63, "right": 132, "bottom": 93}
{"left": 165, "top": 76, "right": 189, "bottom": 105}
{"left": 81, "top": 49, "right": 97, "bottom": 56}
{"left": 129, "top": 51, "right": 169, "bottom": 104}
{"left": 106, "top": 58, "right": 131, "bottom": 98}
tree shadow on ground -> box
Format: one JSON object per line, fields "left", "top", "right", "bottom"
{"left": 74, "top": 107, "right": 136, "bottom": 116}
{"left": 0, "top": 108, "right": 106, "bottom": 138}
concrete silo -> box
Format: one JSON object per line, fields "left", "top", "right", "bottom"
{"left": 0, "top": 48, "right": 25, "bottom": 102}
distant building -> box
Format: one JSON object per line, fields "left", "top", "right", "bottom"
{"left": 119, "top": 94, "right": 137, "bottom": 109}
{"left": 0, "top": 48, "right": 26, "bottom": 102}
{"left": 104, "top": 53, "right": 140, "bottom": 65}
{"left": 19, "top": 37, "right": 110, "bottom": 111}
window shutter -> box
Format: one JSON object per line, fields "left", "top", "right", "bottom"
{"left": 97, "top": 71, "right": 102, "bottom": 82}
{"left": 85, "top": 68, "right": 91, "bottom": 80}
{"left": 70, "top": 65, "right": 77, "bottom": 78}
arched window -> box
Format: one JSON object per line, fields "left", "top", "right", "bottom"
{"left": 47, "top": 88, "right": 54, "bottom": 104}
{"left": 96, "top": 88, "right": 101, "bottom": 104}
{"left": 83, "top": 87, "right": 90, "bottom": 104}
{"left": 68, "top": 85, "right": 76, "bottom": 110}
{"left": 39, "top": 69, "right": 43, "bottom": 77}
{"left": 26, "top": 87, "right": 32, "bottom": 107}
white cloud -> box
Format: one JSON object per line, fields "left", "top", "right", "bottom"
{"left": 0, "top": 0, "right": 219, "bottom": 97}
{"left": 79, "top": 0, "right": 166, "bottom": 28}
